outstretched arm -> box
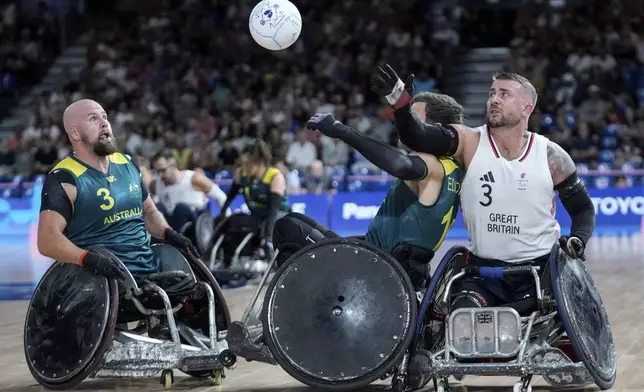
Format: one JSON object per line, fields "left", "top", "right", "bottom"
{"left": 548, "top": 141, "right": 595, "bottom": 246}
{"left": 393, "top": 104, "right": 462, "bottom": 158}
{"left": 307, "top": 114, "right": 429, "bottom": 180}
{"left": 191, "top": 171, "right": 227, "bottom": 208}
{"left": 370, "top": 64, "right": 468, "bottom": 163}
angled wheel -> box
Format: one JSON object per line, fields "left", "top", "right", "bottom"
{"left": 195, "top": 211, "right": 214, "bottom": 256}
{"left": 550, "top": 243, "right": 616, "bottom": 390}
{"left": 24, "top": 261, "right": 119, "bottom": 389}
{"left": 415, "top": 246, "right": 468, "bottom": 352}
{"left": 262, "top": 238, "right": 417, "bottom": 390}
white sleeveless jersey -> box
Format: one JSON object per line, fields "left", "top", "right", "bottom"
{"left": 460, "top": 125, "right": 560, "bottom": 263}
{"left": 156, "top": 170, "right": 208, "bottom": 213}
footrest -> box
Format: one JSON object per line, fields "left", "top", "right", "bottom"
{"left": 226, "top": 321, "right": 276, "bottom": 365}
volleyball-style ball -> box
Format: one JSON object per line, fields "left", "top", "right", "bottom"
{"left": 249, "top": 0, "right": 302, "bottom": 51}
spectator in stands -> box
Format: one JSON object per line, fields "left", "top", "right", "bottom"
{"left": 320, "top": 136, "right": 349, "bottom": 172}
{"left": 569, "top": 121, "right": 599, "bottom": 164}
{"left": 286, "top": 129, "right": 317, "bottom": 172}
{"left": 32, "top": 136, "right": 57, "bottom": 175}
{"left": 304, "top": 160, "right": 329, "bottom": 194}
{"left": 1, "top": 0, "right": 456, "bottom": 190}
{"left": 578, "top": 85, "right": 610, "bottom": 126}
{"left": 219, "top": 138, "right": 239, "bottom": 171}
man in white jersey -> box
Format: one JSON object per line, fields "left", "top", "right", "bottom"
{"left": 371, "top": 66, "right": 595, "bottom": 310}
{"left": 140, "top": 153, "right": 228, "bottom": 233}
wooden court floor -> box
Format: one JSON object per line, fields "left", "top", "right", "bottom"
{"left": 1, "top": 237, "right": 643, "bottom": 392}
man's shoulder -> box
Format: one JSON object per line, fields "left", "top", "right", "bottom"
{"left": 49, "top": 156, "right": 86, "bottom": 179}
{"left": 455, "top": 123, "right": 485, "bottom": 134}
{"left": 545, "top": 139, "right": 576, "bottom": 185}
{"left": 108, "top": 152, "right": 133, "bottom": 165}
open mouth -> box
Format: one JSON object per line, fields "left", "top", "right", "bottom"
{"left": 99, "top": 133, "right": 111, "bottom": 141}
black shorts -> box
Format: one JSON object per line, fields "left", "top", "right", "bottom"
{"left": 452, "top": 252, "right": 549, "bottom": 314}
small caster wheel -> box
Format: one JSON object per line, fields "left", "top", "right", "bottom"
{"left": 219, "top": 349, "right": 237, "bottom": 368}
{"left": 513, "top": 381, "right": 532, "bottom": 392}
{"left": 213, "top": 369, "right": 224, "bottom": 386}
{"left": 391, "top": 377, "right": 405, "bottom": 392}
{"left": 453, "top": 374, "right": 465, "bottom": 382}
{"left": 160, "top": 369, "right": 174, "bottom": 390}
{"left": 436, "top": 379, "right": 448, "bottom": 392}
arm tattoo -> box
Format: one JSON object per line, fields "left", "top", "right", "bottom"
{"left": 547, "top": 141, "right": 577, "bottom": 186}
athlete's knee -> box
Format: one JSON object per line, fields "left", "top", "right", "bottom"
{"left": 273, "top": 214, "right": 335, "bottom": 268}
{"left": 283, "top": 212, "right": 337, "bottom": 238}
{"left": 391, "top": 244, "right": 434, "bottom": 290}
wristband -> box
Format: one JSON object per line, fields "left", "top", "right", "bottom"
{"left": 79, "top": 250, "right": 89, "bottom": 266}
{"left": 163, "top": 227, "right": 172, "bottom": 240}
{"left": 385, "top": 78, "right": 407, "bottom": 107}
{"left": 393, "top": 90, "right": 412, "bottom": 110}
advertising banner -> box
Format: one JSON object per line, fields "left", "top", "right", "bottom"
{"left": 0, "top": 185, "right": 641, "bottom": 299}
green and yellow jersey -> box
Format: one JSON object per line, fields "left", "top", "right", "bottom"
{"left": 50, "top": 153, "right": 157, "bottom": 273}
{"left": 239, "top": 167, "right": 290, "bottom": 219}
{"left": 365, "top": 157, "right": 464, "bottom": 254}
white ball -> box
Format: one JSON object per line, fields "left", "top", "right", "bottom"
{"left": 249, "top": 0, "right": 302, "bottom": 51}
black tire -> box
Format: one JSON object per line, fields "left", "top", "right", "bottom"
{"left": 24, "top": 262, "right": 119, "bottom": 390}
{"left": 550, "top": 244, "right": 616, "bottom": 390}
{"left": 262, "top": 238, "right": 417, "bottom": 390}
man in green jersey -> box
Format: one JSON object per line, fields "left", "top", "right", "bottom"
{"left": 272, "top": 92, "right": 465, "bottom": 290}
{"left": 37, "top": 99, "right": 198, "bottom": 281}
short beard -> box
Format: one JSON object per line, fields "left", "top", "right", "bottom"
{"left": 487, "top": 114, "right": 520, "bottom": 129}
{"left": 81, "top": 134, "right": 118, "bottom": 156}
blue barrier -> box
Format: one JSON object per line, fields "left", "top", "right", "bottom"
{"left": 0, "top": 185, "right": 642, "bottom": 300}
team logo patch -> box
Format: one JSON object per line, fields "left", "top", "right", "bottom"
{"left": 517, "top": 172, "right": 528, "bottom": 191}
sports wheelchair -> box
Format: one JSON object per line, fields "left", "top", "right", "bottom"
{"left": 225, "top": 238, "right": 616, "bottom": 392}
{"left": 24, "top": 243, "right": 236, "bottom": 390}
{"left": 179, "top": 209, "right": 214, "bottom": 256}
{"left": 205, "top": 212, "right": 270, "bottom": 284}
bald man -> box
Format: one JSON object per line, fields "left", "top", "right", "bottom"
{"left": 38, "top": 99, "right": 198, "bottom": 281}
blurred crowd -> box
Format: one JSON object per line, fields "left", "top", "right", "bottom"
{"left": 506, "top": 0, "right": 644, "bottom": 187}
{"left": 0, "top": 1, "right": 59, "bottom": 119}
{"left": 0, "top": 0, "right": 459, "bottom": 195}
{"left": 1, "top": 0, "right": 642, "bottom": 194}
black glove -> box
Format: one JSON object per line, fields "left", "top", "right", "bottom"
{"left": 559, "top": 236, "right": 586, "bottom": 261}
{"left": 165, "top": 228, "right": 200, "bottom": 259}
{"left": 81, "top": 249, "right": 128, "bottom": 282}
{"left": 370, "top": 64, "right": 415, "bottom": 107}
{"left": 306, "top": 113, "right": 346, "bottom": 139}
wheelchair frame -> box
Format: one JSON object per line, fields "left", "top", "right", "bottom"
{"left": 96, "top": 247, "right": 230, "bottom": 379}
{"left": 207, "top": 214, "right": 266, "bottom": 274}
{"left": 225, "top": 240, "right": 615, "bottom": 392}
{"left": 24, "top": 244, "right": 236, "bottom": 390}
{"left": 413, "top": 245, "right": 612, "bottom": 392}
